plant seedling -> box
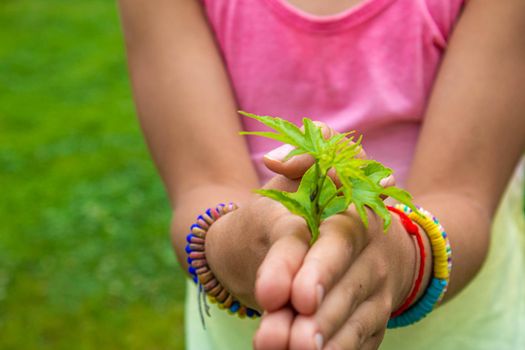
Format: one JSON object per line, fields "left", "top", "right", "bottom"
{"left": 240, "top": 111, "right": 419, "bottom": 244}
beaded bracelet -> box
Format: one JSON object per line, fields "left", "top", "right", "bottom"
{"left": 387, "top": 204, "right": 452, "bottom": 328}
{"left": 185, "top": 203, "right": 261, "bottom": 324}
{"left": 386, "top": 206, "right": 426, "bottom": 318}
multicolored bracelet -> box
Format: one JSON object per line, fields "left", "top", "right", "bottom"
{"left": 186, "top": 203, "right": 261, "bottom": 322}
{"left": 387, "top": 206, "right": 426, "bottom": 319}
{"left": 387, "top": 204, "right": 452, "bottom": 329}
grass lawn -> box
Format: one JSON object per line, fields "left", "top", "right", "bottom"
{"left": 0, "top": 0, "right": 186, "bottom": 348}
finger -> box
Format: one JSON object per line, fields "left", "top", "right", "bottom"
{"left": 325, "top": 298, "right": 389, "bottom": 350}
{"left": 262, "top": 174, "right": 301, "bottom": 192}
{"left": 289, "top": 252, "right": 383, "bottom": 350}
{"left": 264, "top": 150, "right": 316, "bottom": 180}
{"left": 263, "top": 121, "right": 336, "bottom": 179}
{"left": 360, "top": 330, "right": 386, "bottom": 350}
{"left": 379, "top": 175, "right": 395, "bottom": 188}
{"left": 255, "top": 215, "right": 310, "bottom": 311}
{"left": 291, "top": 215, "right": 369, "bottom": 315}
{"left": 264, "top": 133, "right": 368, "bottom": 181}
{"left": 379, "top": 175, "right": 396, "bottom": 200}
{"left": 253, "top": 307, "right": 295, "bottom": 350}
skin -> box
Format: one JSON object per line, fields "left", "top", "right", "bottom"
{"left": 117, "top": 0, "right": 525, "bottom": 349}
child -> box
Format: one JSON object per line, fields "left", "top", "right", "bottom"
{"left": 118, "top": 0, "right": 525, "bottom": 349}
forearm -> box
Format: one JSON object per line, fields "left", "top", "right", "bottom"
{"left": 406, "top": 0, "right": 525, "bottom": 302}
{"left": 117, "top": 0, "right": 259, "bottom": 205}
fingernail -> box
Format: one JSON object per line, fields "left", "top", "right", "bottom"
{"left": 379, "top": 175, "right": 393, "bottom": 187}
{"left": 315, "top": 333, "right": 324, "bottom": 350}
{"left": 264, "top": 144, "right": 295, "bottom": 162}
{"left": 316, "top": 284, "right": 324, "bottom": 308}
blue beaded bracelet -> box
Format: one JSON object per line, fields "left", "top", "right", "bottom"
{"left": 186, "top": 203, "right": 261, "bottom": 322}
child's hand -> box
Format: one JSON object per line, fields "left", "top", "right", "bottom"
{"left": 254, "top": 209, "right": 418, "bottom": 350}
{"left": 262, "top": 121, "right": 395, "bottom": 188}
{"left": 204, "top": 181, "right": 312, "bottom": 309}
{"left": 252, "top": 122, "right": 410, "bottom": 350}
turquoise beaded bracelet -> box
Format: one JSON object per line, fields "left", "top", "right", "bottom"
{"left": 186, "top": 203, "right": 261, "bottom": 322}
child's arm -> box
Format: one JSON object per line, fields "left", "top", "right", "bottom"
{"left": 254, "top": 0, "right": 525, "bottom": 348}
{"left": 117, "top": 0, "right": 258, "bottom": 268}
{"left": 117, "top": 0, "right": 319, "bottom": 308}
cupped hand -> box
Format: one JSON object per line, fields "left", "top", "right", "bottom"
{"left": 254, "top": 209, "right": 418, "bottom": 350}
{"left": 204, "top": 167, "right": 320, "bottom": 309}
{"left": 253, "top": 122, "right": 412, "bottom": 350}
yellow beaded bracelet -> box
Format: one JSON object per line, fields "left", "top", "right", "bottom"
{"left": 387, "top": 204, "right": 452, "bottom": 328}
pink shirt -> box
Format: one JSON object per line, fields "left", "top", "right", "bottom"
{"left": 203, "top": 0, "right": 464, "bottom": 184}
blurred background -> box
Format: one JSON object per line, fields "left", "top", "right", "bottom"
{"left": 0, "top": 0, "right": 185, "bottom": 349}
{"left": 1, "top": 1, "right": 524, "bottom": 350}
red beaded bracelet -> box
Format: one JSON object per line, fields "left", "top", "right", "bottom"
{"left": 387, "top": 206, "right": 427, "bottom": 318}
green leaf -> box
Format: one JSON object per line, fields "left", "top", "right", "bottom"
{"left": 318, "top": 175, "right": 338, "bottom": 206}
{"left": 238, "top": 111, "right": 306, "bottom": 150}
{"left": 238, "top": 131, "right": 296, "bottom": 145}
{"left": 321, "top": 196, "right": 347, "bottom": 220}
{"left": 350, "top": 177, "right": 391, "bottom": 230}
{"left": 362, "top": 161, "right": 393, "bottom": 184}
{"left": 302, "top": 118, "right": 324, "bottom": 154}
{"left": 282, "top": 148, "right": 308, "bottom": 162}
{"left": 254, "top": 189, "right": 310, "bottom": 219}
{"left": 254, "top": 167, "right": 320, "bottom": 241}
{"left": 293, "top": 166, "right": 317, "bottom": 204}
{"left": 382, "top": 187, "right": 419, "bottom": 214}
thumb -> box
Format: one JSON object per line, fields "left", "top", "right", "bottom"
{"left": 263, "top": 121, "right": 336, "bottom": 179}
{"left": 263, "top": 145, "right": 314, "bottom": 179}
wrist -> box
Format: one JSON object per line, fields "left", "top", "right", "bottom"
{"left": 205, "top": 197, "right": 281, "bottom": 308}
{"left": 170, "top": 185, "right": 253, "bottom": 270}
{"left": 389, "top": 216, "right": 419, "bottom": 311}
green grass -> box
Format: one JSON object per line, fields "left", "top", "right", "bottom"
{"left": 0, "top": 0, "right": 185, "bottom": 348}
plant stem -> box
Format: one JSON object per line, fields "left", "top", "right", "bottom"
{"left": 309, "top": 162, "right": 332, "bottom": 244}
{"left": 317, "top": 192, "right": 338, "bottom": 219}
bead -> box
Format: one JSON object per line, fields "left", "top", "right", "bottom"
{"left": 196, "top": 217, "right": 209, "bottom": 229}
{"left": 197, "top": 270, "right": 214, "bottom": 284}
{"left": 229, "top": 301, "right": 240, "bottom": 313}
{"left": 192, "top": 275, "right": 198, "bottom": 284}
{"left": 215, "top": 288, "right": 229, "bottom": 302}
{"left": 190, "top": 223, "right": 203, "bottom": 231}
{"left": 222, "top": 294, "right": 233, "bottom": 308}
{"left": 203, "top": 278, "right": 218, "bottom": 291}
{"left": 189, "top": 243, "right": 204, "bottom": 252}
{"left": 191, "top": 226, "right": 207, "bottom": 238}
{"left": 210, "top": 208, "right": 220, "bottom": 220}
{"left": 189, "top": 236, "right": 205, "bottom": 245}
{"left": 238, "top": 306, "right": 246, "bottom": 317}
{"left": 191, "top": 259, "right": 207, "bottom": 268}
{"left": 188, "top": 266, "right": 196, "bottom": 275}
{"left": 208, "top": 284, "right": 223, "bottom": 297}
{"left": 195, "top": 264, "right": 208, "bottom": 272}
{"left": 189, "top": 251, "right": 205, "bottom": 260}
{"left": 185, "top": 245, "right": 191, "bottom": 254}
{"left": 201, "top": 212, "right": 215, "bottom": 225}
